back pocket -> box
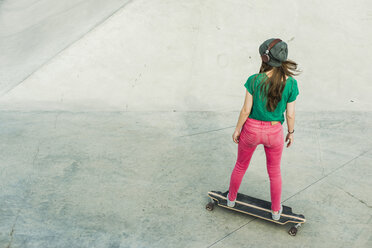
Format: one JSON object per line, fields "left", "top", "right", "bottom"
{"left": 267, "top": 128, "right": 284, "bottom": 147}
{"left": 240, "top": 128, "right": 258, "bottom": 146}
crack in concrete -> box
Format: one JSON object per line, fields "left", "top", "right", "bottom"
{"left": 5, "top": 209, "right": 21, "bottom": 248}
{"left": 344, "top": 190, "right": 372, "bottom": 209}
{"left": 329, "top": 182, "right": 372, "bottom": 209}
{"left": 283, "top": 149, "right": 371, "bottom": 203}
{"left": 206, "top": 218, "right": 257, "bottom": 248}
{"left": 179, "top": 126, "right": 235, "bottom": 137}
{"left": 315, "top": 115, "right": 325, "bottom": 176}
{"left": 32, "top": 142, "right": 40, "bottom": 166}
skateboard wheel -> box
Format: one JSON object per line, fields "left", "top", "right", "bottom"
{"left": 206, "top": 202, "right": 215, "bottom": 211}
{"left": 288, "top": 227, "right": 297, "bottom": 236}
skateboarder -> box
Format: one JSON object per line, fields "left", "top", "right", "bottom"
{"left": 227, "top": 38, "right": 301, "bottom": 220}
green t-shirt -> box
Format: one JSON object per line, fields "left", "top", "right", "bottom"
{"left": 244, "top": 73, "right": 299, "bottom": 125}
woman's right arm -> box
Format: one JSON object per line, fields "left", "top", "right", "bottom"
{"left": 285, "top": 100, "right": 296, "bottom": 147}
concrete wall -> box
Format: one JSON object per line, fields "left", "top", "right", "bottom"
{"left": 0, "top": 0, "right": 371, "bottom": 112}
{"left": 0, "top": 0, "right": 132, "bottom": 95}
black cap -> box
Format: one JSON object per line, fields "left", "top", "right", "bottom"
{"left": 259, "top": 38, "right": 288, "bottom": 67}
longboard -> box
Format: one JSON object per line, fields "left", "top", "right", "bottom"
{"left": 206, "top": 191, "right": 306, "bottom": 236}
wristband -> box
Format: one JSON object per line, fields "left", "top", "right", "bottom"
{"left": 288, "top": 130, "right": 294, "bottom": 134}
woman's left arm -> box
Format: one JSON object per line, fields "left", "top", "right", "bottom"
{"left": 232, "top": 89, "right": 253, "bottom": 143}
{"left": 235, "top": 89, "right": 253, "bottom": 133}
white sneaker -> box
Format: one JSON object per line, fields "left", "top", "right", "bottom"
{"left": 226, "top": 193, "right": 236, "bottom": 207}
{"left": 271, "top": 204, "right": 283, "bottom": 220}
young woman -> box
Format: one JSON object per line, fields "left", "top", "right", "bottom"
{"left": 226, "top": 38, "right": 301, "bottom": 220}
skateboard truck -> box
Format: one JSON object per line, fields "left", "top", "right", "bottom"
{"left": 288, "top": 223, "right": 302, "bottom": 236}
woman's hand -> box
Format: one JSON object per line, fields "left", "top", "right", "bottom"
{"left": 232, "top": 129, "right": 241, "bottom": 144}
{"left": 285, "top": 133, "right": 294, "bottom": 148}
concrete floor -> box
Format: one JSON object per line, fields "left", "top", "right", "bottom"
{"left": 1, "top": 1, "right": 372, "bottom": 247}
{"left": 1, "top": 110, "right": 371, "bottom": 247}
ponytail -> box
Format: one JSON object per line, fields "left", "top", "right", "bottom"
{"left": 257, "top": 60, "right": 301, "bottom": 112}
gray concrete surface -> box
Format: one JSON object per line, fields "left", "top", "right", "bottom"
{"left": 0, "top": 0, "right": 132, "bottom": 96}
{"left": 0, "top": 0, "right": 371, "bottom": 111}
{"left": 0, "top": 111, "right": 371, "bottom": 247}
{"left": 1, "top": 0, "right": 372, "bottom": 247}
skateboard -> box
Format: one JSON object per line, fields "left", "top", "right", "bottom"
{"left": 206, "top": 191, "right": 306, "bottom": 236}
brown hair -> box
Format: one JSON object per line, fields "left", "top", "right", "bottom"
{"left": 252, "top": 59, "right": 301, "bottom": 112}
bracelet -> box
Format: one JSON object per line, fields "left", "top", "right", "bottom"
{"left": 288, "top": 130, "right": 294, "bottom": 134}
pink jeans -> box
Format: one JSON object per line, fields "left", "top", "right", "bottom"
{"left": 228, "top": 117, "right": 284, "bottom": 211}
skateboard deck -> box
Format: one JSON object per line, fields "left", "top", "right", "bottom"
{"left": 206, "top": 191, "right": 306, "bottom": 235}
